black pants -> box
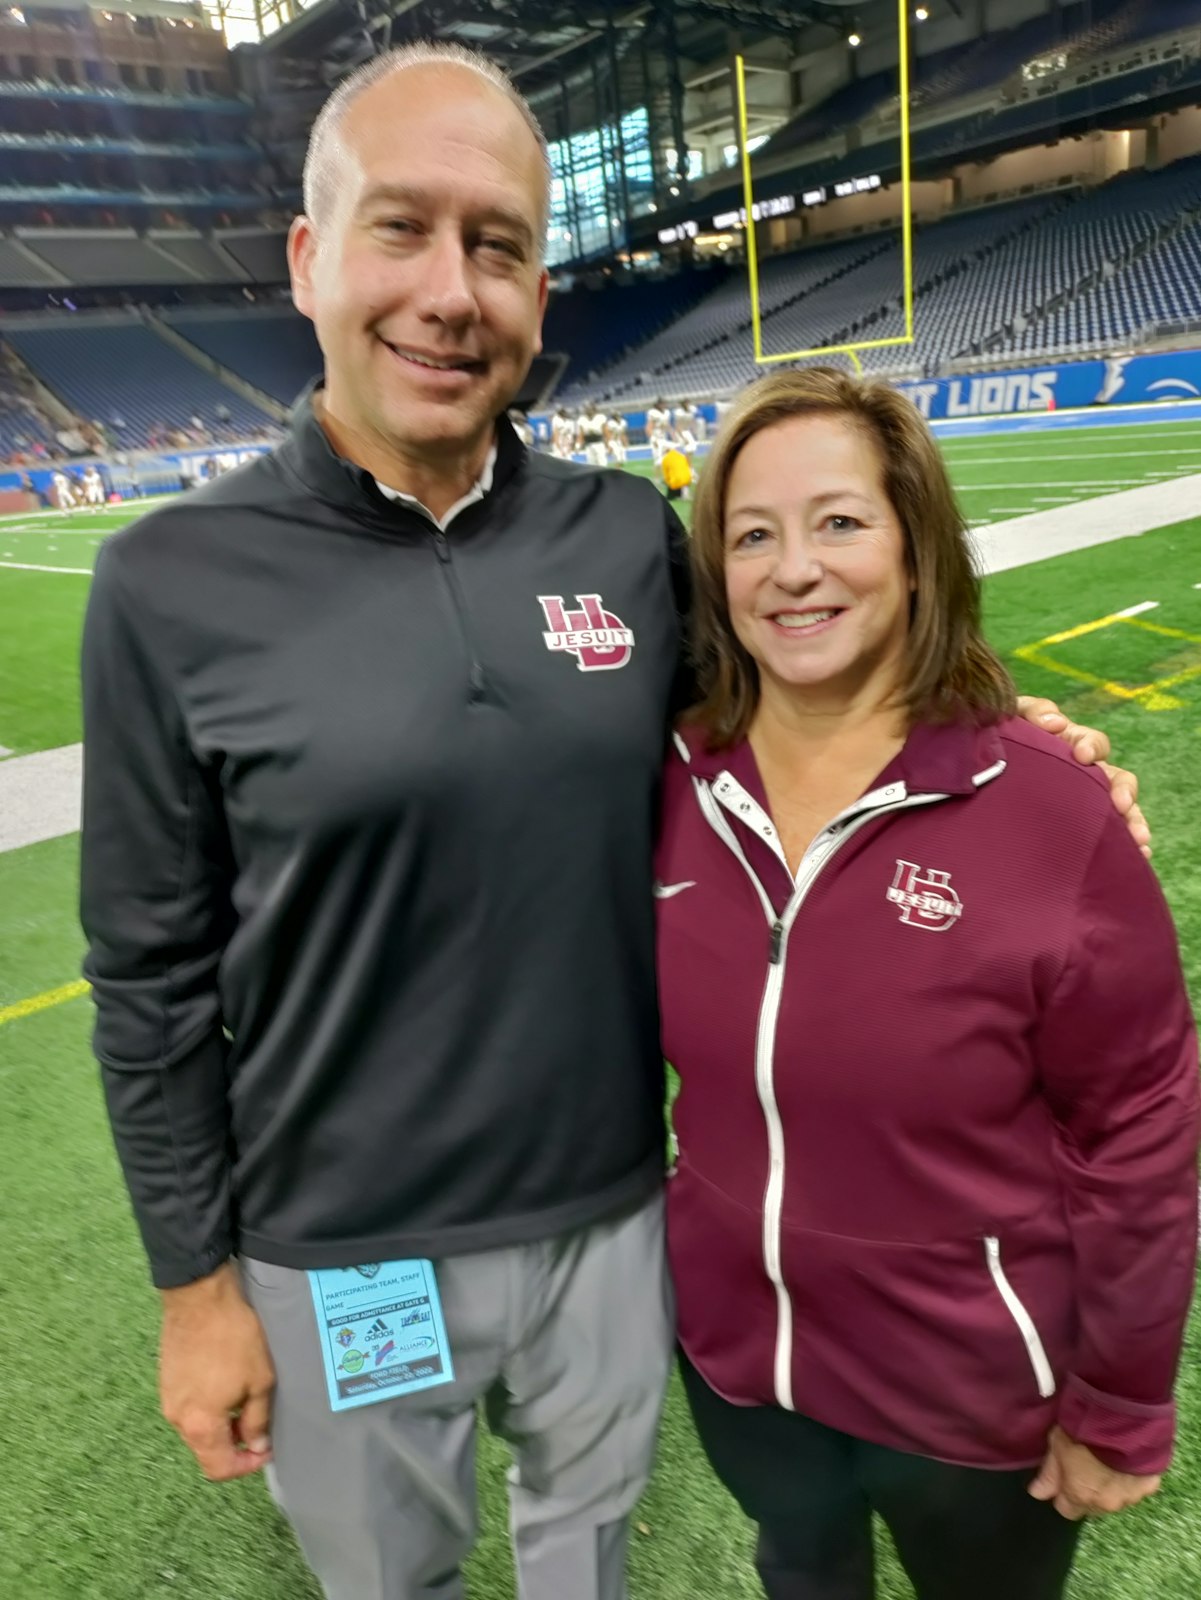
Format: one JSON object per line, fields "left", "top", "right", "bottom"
{"left": 681, "top": 1356, "right": 1081, "bottom": 1600}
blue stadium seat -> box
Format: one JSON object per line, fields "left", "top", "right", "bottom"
{"left": 164, "top": 305, "right": 322, "bottom": 407}
{"left": 5, "top": 317, "right": 276, "bottom": 448}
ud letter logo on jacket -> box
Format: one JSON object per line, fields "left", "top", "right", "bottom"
{"left": 538, "top": 594, "right": 635, "bottom": 671}
{"left": 886, "top": 859, "right": 963, "bottom": 932}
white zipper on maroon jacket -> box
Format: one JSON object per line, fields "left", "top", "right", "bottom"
{"left": 693, "top": 773, "right": 983, "bottom": 1411}
{"left": 984, "top": 1236, "right": 1056, "bottom": 1399}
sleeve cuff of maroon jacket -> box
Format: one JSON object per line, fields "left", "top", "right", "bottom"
{"left": 1059, "top": 1373, "right": 1176, "bottom": 1475}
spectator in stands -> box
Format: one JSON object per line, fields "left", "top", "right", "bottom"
{"left": 80, "top": 41, "right": 1145, "bottom": 1600}
{"left": 56, "top": 424, "right": 87, "bottom": 455}
{"left": 658, "top": 370, "right": 1196, "bottom": 1600}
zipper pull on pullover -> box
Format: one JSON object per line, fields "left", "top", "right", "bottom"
{"left": 769, "top": 920, "right": 784, "bottom": 965}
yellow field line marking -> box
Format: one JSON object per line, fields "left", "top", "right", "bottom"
{"left": 0, "top": 978, "right": 90, "bottom": 1028}
{"left": 1014, "top": 606, "right": 1201, "bottom": 712}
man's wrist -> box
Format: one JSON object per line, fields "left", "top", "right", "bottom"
{"left": 160, "top": 1258, "right": 237, "bottom": 1309}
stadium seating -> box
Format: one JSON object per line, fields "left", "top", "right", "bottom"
{"left": 1130, "top": 0, "right": 1201, "bottom": 43}
{"left": 560, "top": 236, "right": 888, "bottom": 402}
{"left": 765, "top": 0, "right": 1155, "bottom": 167}
{"left": 578, "top": 154, "right": 1201, "bottom": 398}
{"left": 826, "top": 157, "right": 1201, "bottom": 370}
{"left": 543, "top": 274, "right": 724, "bottom": 388}
{"left": 164, "top": 304, "right": 322, "bottom": 407}
{"left": 4, "top": 315, "right": 277, "bottom": 447}
{"left": 0, "top": 384, "right": 58, "bottom": 461}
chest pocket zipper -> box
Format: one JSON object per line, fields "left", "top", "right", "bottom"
{"left": 984, "top": 1236, "right": 1056, "bottom": 1399}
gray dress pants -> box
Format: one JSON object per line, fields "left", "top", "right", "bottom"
{"left": 240, "top": 1192, "right": 673, "bottom": 1600}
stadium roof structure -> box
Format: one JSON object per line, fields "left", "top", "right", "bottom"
{"left": 259, "top": 0, "right": 886, "bottom": 87}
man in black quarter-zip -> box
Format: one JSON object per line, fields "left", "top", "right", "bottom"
{"left": 81, "top": 37, "right": 1142, "bottom": 1600}
{"left": 81, "top": 41, "right": 683, "bottom": 1600}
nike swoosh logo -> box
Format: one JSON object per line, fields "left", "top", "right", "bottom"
{"left": 653, "top": 881, "right": 697, "bottom": 899}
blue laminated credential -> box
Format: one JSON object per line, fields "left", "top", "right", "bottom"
{"left": 307, "top": 1259, "right": 455, "bottom": 1413}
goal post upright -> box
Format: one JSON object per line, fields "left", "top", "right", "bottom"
{"left": 736, "top": 0, "right": 915, "bottom": 369}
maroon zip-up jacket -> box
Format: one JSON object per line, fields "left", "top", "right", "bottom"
{"left": 656, "top": 715, "right": 1199, "bottom": 1475}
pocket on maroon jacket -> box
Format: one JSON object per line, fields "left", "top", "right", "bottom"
{"left": 666, "top": 1158, "right": 783, "bottom": 1407}
{"left": 779, "top": 1222, "right": 1077, "bottom": 1467}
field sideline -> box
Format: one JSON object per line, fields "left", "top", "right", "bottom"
{"left": 2, "top": 419, "right": 1201, "bottom": 1597}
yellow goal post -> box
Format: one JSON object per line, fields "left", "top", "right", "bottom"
{"left": 735, "top": 0, "right": 915, "bottom": 372}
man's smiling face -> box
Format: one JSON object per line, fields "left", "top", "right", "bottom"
{"left": 289, "top": 63, "right": 549, "bottom": 467}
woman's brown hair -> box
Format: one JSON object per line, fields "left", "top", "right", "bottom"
{"left": 687, "top": 368, "right": 1016, "bottom": 746}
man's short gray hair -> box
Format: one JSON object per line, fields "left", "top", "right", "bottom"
{"left": 302, "top": 42, "right": 552, "bottom": 252}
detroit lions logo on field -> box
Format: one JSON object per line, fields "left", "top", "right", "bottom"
{"left": 538, "top": 594, "right": 635, "bottom": 671}
{"left": 886, "top": 860, "right": 963, "bottom": 932}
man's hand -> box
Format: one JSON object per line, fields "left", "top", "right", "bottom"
{"left": 159, "top": 1260, "right": 276, "bottom": 1482}
{"left": 1016, "top": 696, "right": 1151, "bottom": 858}
{"left": 1028, "top": 1425, "right": 1162, "bottom": 1521}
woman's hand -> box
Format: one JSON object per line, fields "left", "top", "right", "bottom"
{"left": 1015, "top": 696, "right": 1150, "bottom": 858}
{"left": 1028, "top": 1425, "right": 1162, "bottom": 1520}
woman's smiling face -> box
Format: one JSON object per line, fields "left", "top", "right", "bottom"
{"left": 723, "top": 413, "right": 914, "bottom": 710}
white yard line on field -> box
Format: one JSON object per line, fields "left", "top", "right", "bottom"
{"left": 0, "top": 744, "right": 82, "bottom": 853}
{"left": 957, "top": 480, "right": 1146, "bottom": 492}
{"left": 0, "top": 561, "right": 92, "bottom": 575}
{"left": 3, "top": 526, "right": 114, "bottom": 536}
{"left": 948, "top": 449, "right": 1201, "bottom": 465}
{"left": 1114, "top": 601, "right": 1161, "bottom": 618}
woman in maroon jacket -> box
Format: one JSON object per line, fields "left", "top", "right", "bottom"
{"left": 655, "top": 369, "right": 1199, "bottom": 1600}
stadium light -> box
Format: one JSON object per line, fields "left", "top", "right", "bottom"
{"left": 848, "top": 32, "right": 862, "bottom": 48}
{"left": 915, "top": 6, "right": 929, "bottom": 19}
{"left": 669, "top": 184, "right": 680, "bottom": 196}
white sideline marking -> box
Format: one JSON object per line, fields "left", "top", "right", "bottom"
{"left": 0, "top": 562, "right": 92, "bottom": 575}
{"left": 0, "top": 744, "right": 82, "bottom": 853}
{"left": 1114, "top": 601, "right": 1160, "bottom": 619}
{"left": 973, "top": 473, "right": 1201, "bottom": 576}
{"left": 0, "top": 493, "right": 176, "bottom": 524}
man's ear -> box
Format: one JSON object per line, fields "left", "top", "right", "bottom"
{"left": 288, "top": 214, "right": 320, "bottom": 322}
{"left": 531, "top": 267, "right": 550, "bottom": 356}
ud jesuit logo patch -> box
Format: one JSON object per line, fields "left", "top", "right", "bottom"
{"left": 886, "top": 860, "right": 963, "bottom": 933}
{"left": 538, "top": 594, "right": 635, "bottom": 671}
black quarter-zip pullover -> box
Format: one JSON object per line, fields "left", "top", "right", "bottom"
{"left": 80, "top": 395, "right": 689, "bottom": 1288}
